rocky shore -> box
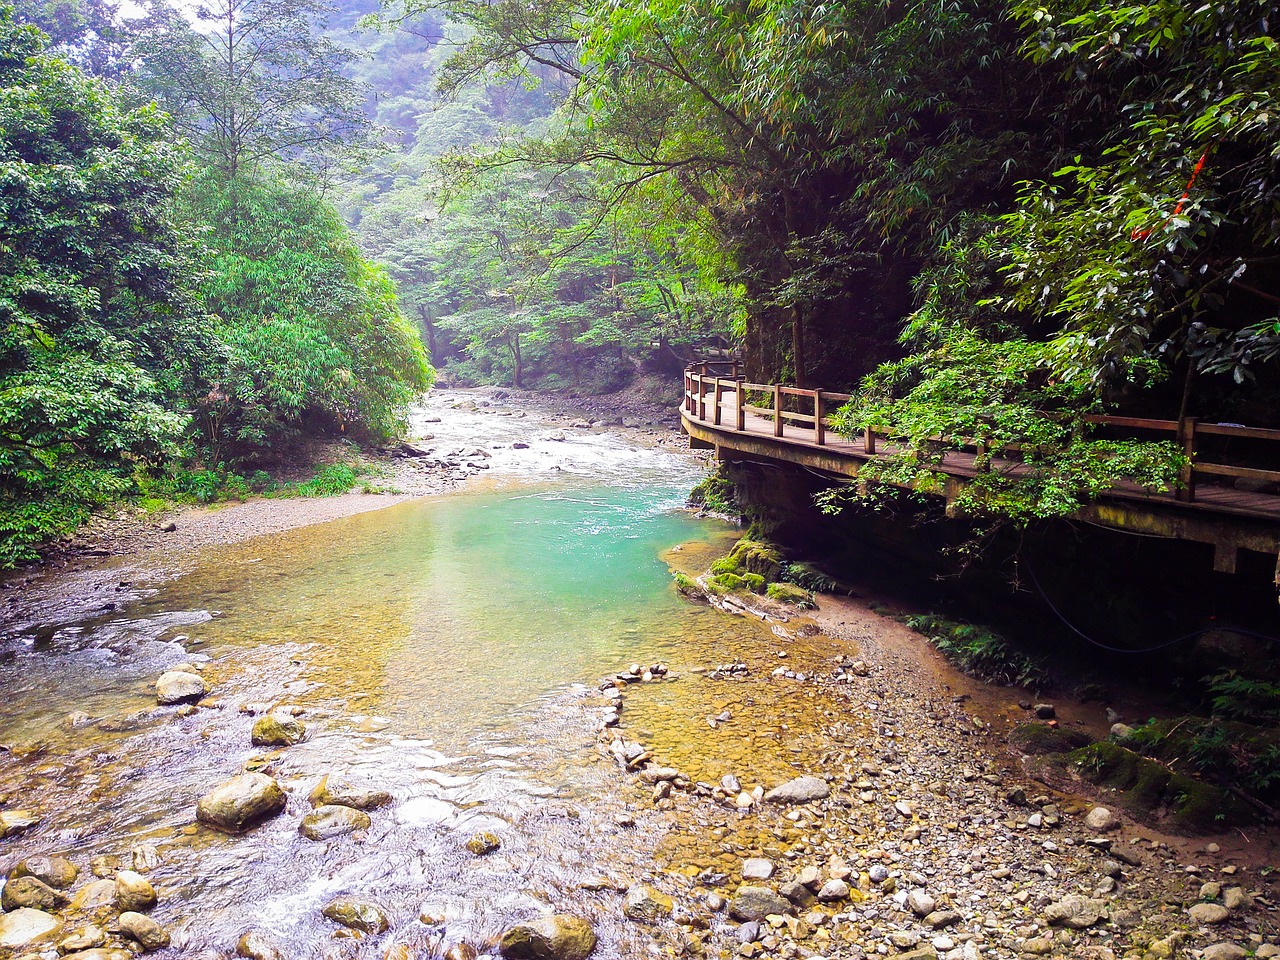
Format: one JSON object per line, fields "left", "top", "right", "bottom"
{"left": 589, "top": 597, "right": 1280, "bottom": 960}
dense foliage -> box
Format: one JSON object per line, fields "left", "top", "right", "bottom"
{"left": 185, "top": 172, "right": 431, "bottom": 460}
{"left": 393, "top": 0, "right": 1280, "bottom": 523}
{"left": 0, "top": 5, "right": 432, "bottom": 565}
{"left": 0, "top": 9, "right": 209, "bottom": 563}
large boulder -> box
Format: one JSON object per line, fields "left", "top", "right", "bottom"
{"left": 196, "top": 773, "right": 287, "bottom": 832}
{"left": 156, "top": 670, "right": 208, "bottom": 705}
{"left": 764, "top": 776, "right": 830, "bottom": 805}
{"left": 309, "top": 775, "right": 392, "bottom": 810}
{"left": 300, "top": 805, "right": 371, "bottom": 841}
{"left": 10, "top": 855, "right": 78, "bottom": 889}
{"left": 0, "top": 908, "right": 62, "bottom": 950}
{"left": 251, "top": 712, "right": 306, "bottom": 747}
{"left": 498, "top": 916, "right": 596, "bottom": 960}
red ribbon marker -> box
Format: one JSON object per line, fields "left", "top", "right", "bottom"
{"left": 1131, "top": 149, "right": 1209, "bottom": 241}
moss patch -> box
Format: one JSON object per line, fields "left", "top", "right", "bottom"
{"left": 1008, "top": 722, "right": 1093, "bottom": 755}
{"left": 766, "top": 582, "right": 815, "bottom": 607}
{"left": 689, "top": 470, "right": 737, "bottom": 514}
{"left": 1067, "top": 742, "right": 1252, "bottom": 832}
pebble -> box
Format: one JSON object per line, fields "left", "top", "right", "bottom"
{"left": 742, "top": 858, "right": 775, "bottom": 881}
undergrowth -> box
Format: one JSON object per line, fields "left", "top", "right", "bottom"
{"left": 904, "top": 613, "right": 1049, "bottom": 688}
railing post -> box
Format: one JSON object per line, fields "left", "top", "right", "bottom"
{"left": 773, "top": 383, "right": 783, "bottom": 438}
{"left": 697, "top": 376, "right": 707, "bottom": 421}
{"left": 814, "top": 391, "right": 825, "bottom": 446}
{"left": 1177, "top": 416, "right": 1198, "bottom": 502}
{"left": 864, "top": 427, "right": 876, "bottom": 455}
{"left": 684, "top": 373, "right": 691, "bottom": 414}
{"left": 713, "top": 378, "right": 724, "bottom": 426}
{"left": 736, "top": 382, "right": 745, "bottom": 432}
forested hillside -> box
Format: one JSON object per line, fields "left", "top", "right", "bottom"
{"left": 0, "top": 2, "right": 430, "bottom": 565}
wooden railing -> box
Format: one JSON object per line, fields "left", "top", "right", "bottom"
{"left": 683, "top": 363, "right": 1280, "bottom": 504}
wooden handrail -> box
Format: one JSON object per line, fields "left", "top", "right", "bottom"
{"left": 683, "top": 362, "right": 1280, "bottom": 503}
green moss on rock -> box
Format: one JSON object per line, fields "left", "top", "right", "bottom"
{"left": 1067, "top": 741, "right": 1252, "bottom": 832}
{"left": 766, "top": 582, "right": 815, "bottom": 607}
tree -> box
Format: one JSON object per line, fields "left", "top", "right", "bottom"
{"left": 9, "top": 0, "right": 129, "bottom": 75}
{"left": 392, "top": 0, "right": 1065, "bottom": 389}
{"left": 0, "top": 6, "right": 213, "bottom": 563}
{"left": 181, "top": 171, "right": 433, "bottom": 458}
{"left": 133, "top": 0, "right": 376, "bottom": 180}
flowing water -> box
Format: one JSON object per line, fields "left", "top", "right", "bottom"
{"left": 0, "top": 393, "right": 813, "bottom": 959}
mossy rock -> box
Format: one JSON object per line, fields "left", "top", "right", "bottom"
{"left": 712, "top": 539, "right": 784, "bottom": 582}
{"left": 766, "top": 582, "right": 814, "bottom": 607}
{"left": 708, "top": 571, "right": 765, "bottom": 595}
{"left": 1067, "top": 741, "right": 1252, "bottom": 832}
{"left": 1008, "top": 722, "right": 1093, "bottom": 755}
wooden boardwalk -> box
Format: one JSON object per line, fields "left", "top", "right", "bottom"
{"left": 681, "top": 364, "right": 1280, "bottom": 576}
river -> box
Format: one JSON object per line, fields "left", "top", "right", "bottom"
{"left": 0, "top": 391, "right": 799, "bottom": 959}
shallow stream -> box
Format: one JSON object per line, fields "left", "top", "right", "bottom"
{"left": 0, "top": 393, "right": 803, "bottom": 959}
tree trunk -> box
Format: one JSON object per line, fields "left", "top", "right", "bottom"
{"left": 417, "top": 304, "right": 438, "bottom": 361}
{"left": 511, "top": 333, "right": 523, "bottom": 388}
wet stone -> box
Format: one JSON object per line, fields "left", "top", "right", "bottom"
{"left": 300, "top": 804, "right": 371, "bottom": 840}
{"left": 763, "top": 776, "right": 829, "bottom": 804}
{"left": 1203, "top": 945, "right": 1249, "bottom": 960}
{"left": 0, "top": 810, "right": 40, "bottom": 839}
{"left": 69, "top": 879, "right": 117, "bottom": 912}
{"left": 444, "top": 943, "right": 479, "bottom": 960}
{"left": 114, "top": 870, "right": 157, "bottom": 912}
{"left": 59, "top": 925, "right": 107, "bottom": 953}
{"left": 155, "top": 670, "right": 208, "bottom": 705}
{"left": 309, "top": 774, "right": 392, "bottom": 810}
{"left": 498, "top": 915, "right": 597, "bottom": 960}
{"left": 779, "top": 881, "right": 815, "bottom": 909}
{"left": 1, "top": 876, "right": 67, "bottom": 911}
{"left": 62, "top": 950, "right": 133, "bottom": 960}
{"left": 89, "top": 855, "right": 121, "bottom": 878}
{"left": 251, "top": 711, "right": 306, "bottom": 747}
{"left": 322, "top": 897, "right": 390, "bottom": 934}
{"left": 10, "top": 855, "right": 78, "bottom": 889}
{"left": 236, "top": 928, "right": 286, "bottom": 960}
{"left": 729, "top": 886, "right": 792, "bottom": 922}
{"left": 465, "top": 831, "right": 501, "bottom": 855}
{"left": 741, "top": 858, "right": 774, "bottom": 881}
{"left": 623, "top": 885, "right": 673, "bottom": 922}
{"left": 117, "top": 911, "right": 169, "bottom": 951}
{"left": 0, "top": 908, "right": 62, "bottom": 950}
{"left": 1084, "top": 806, "right": 1118, "bottom": 832}
{"left": 196, "top": 772, "right": 287, "bottom": 833}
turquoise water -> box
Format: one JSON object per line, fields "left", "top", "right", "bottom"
{"left": 0, "top": 431, "right": 765, "bottom": 958}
